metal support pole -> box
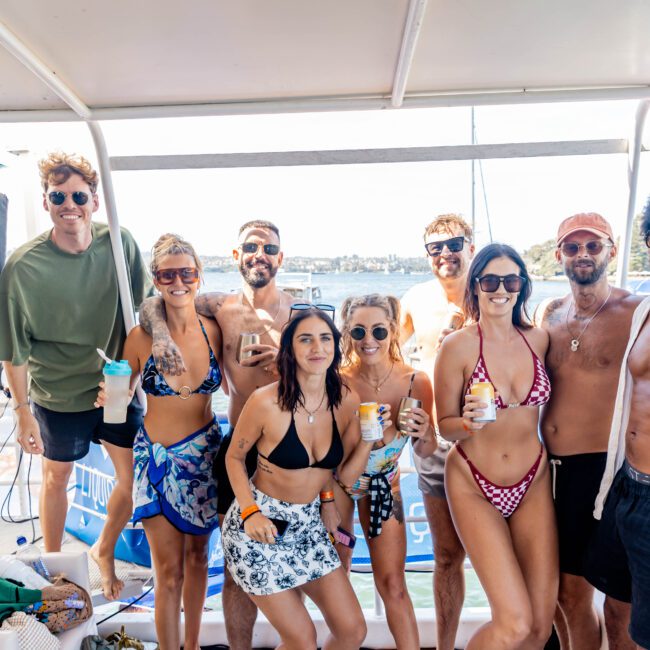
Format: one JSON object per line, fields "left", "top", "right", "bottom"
{"left": 616, "top": 99, "right": 650, "bottom": 289}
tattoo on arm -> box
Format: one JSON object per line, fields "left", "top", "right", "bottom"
{"left": 139, "top": 297, "right": 168, "bottom": 337}
{"left": 237, "top": 438, "right": 248, "bottom": 450}
{"left": 391, "top": 492, "right": 404, "bottom": 524}
{"left": 195, "top": 293, "right": 226, "bottom": 319}
{"left": 543, "top": 298, "right": 565, "bottom": 326}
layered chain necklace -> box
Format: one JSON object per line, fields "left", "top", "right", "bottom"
{"left": 566, "top": 287, "right": 612, "bottom": 352}
{"left": 302, "top": 391, "right": 327, "bottom": 424}
{"left": 360, "top": 363, "right": 394, "bottom": 394}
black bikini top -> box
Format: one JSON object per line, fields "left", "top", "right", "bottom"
{"left": 258, "top": 405, "right": 344, "bottom": 470}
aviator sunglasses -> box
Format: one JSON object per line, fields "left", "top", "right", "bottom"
{"left": 425, "top": 236, "right": 468, "bottom": 257}
{"left": 47, "top": 191, "right": 91, "bottom": 206}
{"left": 289, "top": 303, "right": 336, "bottom": 319}
{"left": 476, "top": 274, "right": 526, "bottom": 293}
{"left": 349, "top": 325, "right": 389, "bottom": 341}
{"left": 240, "top": 242, "right": 281, "bottom": 256}
{"left": 559, "top": 240, "right": 612, "bottom": 257}
{"left": 154, "top": 267, "right": 200, "bottom": 285}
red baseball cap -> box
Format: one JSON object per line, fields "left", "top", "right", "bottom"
{"left": 556, "top": 213, "right": 614, "bottom": 245}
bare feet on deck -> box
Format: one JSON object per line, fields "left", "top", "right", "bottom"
{"left": 90, "top": 542, "right": 124, "bottom": 600}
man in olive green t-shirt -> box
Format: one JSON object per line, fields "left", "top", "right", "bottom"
{"left": 0, "top": 153, "right": 152, "bottom": 601}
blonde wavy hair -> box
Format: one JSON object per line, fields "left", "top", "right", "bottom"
{"left": 423, "top": 213, "right": 473, "bottom": 242}
{"left": 38, "top": 152, "right": 99, "bottom": 193}
{"left": 340, "top": 294, "right": 403, "bottom": 366}
{"left": 150, "top": 233, "right": 203, "bottom": 277}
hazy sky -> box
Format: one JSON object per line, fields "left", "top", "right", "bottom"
{"left": 1, "top": 100, "right": 649, "bottom": 258}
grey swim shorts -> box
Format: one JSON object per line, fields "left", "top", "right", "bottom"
{"left": 414, "top": 438, "right": 452, "bottom": 498}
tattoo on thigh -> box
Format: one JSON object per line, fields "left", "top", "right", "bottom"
{"left": 391, "top": 492, "right": 404, "bottom": 524}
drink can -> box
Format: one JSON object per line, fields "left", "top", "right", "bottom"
{"left": 469, "top": 382, "right": 497, "bottom": 422}
{"left": 237, "top": 333, "right": 261, "bottom": 363}
{"left": 359, "top": 402, "right": 383, "bottom": 442}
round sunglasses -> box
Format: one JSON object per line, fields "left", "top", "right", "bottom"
{"left": 559, "top": 240, "right": 612, "bottom": 257}
{"left": 476, "top": 274, "right": 526, "bottom": 293}
{"left": 154, "top": 267, "right": 200, "bottom": 285}
{"left": 349, "top": 325, "right": 389, "bottom": 341}
{"left": 47, "top": 191, "right": 91, "bottom": 206}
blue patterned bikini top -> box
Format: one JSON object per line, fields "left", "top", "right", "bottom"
{"left": 141, "top": 319, "right": 222, "bottom": 398}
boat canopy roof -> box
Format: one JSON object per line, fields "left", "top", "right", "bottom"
{"left": 1, "top": 0, "right": 650, "bottom": 121}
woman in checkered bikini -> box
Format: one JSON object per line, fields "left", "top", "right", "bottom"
{"left": 434, "top": 243, "right": 558, "bottom": 649}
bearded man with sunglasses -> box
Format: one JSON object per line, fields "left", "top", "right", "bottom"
{"left": 399, "top": 213, "right": 474, "bottom": 650}
{"left": 140, "top": 219, "right": 298, "bottom": 650}
{"left": 0, "top": 152, "right": 152, "bottom": 599}
{"left": 538, "top": 213, "right": 640, "bottom": 650}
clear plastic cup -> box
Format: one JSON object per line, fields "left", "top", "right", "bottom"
{"left": 102, "top": 360, "right": 132, "bottom": 424}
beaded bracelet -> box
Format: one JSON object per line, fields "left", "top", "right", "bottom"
{"left": 240, "top": 504, "right": 260, "bottom": 522}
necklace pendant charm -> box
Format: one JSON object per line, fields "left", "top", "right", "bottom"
{"left": 307, "top": 414, "right": 314, "bottom": 424}
{"left": 570, "top": 339, "right": 580, "bottom": 352}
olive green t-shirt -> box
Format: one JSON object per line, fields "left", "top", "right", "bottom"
{"left": 0, "top": 222, "right": 153, "bottom": 412}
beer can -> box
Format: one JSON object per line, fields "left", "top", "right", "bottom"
{"left": 469, "top": 382, "right": 497, "bottom": 422}
{"left": 237, "top": 333, "right": 261, "bottom": 363}
{"left": 359, "top": 402, "right": 383, "bottom": 442}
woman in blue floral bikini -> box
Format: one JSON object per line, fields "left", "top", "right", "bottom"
{"left": 97, "top": 233, "right": 222, "bottom": 650}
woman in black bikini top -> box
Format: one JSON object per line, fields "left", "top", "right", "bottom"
{"left": 222, "top": 307, "right": 374, "bottom": 650}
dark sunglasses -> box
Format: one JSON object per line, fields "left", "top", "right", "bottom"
{"left": 559, "top": 240, "right": 612, "bottom": 257}
{"left": 425, "top": 236, "right": 468, "bottom": 257}
{"left": 349, "top": 325, "right": 389, "bottom": 341}
{"left": 154, "top": 267, "right": 200, "bottom": 285}
{"left": 240, "top": 242, "right": 281, "bottom": 256}
{"left": 47, "top": 191, "right": 90, "bottom": 206}
{"left": 289, "top": 303, "right": 336, "bottom": 319}
{"left": 476, "top": 274, "right": 526, "bottom": 293}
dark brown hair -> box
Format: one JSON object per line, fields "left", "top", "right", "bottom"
{"left": 277, "top": 308, "right": 344, "bottom": 412}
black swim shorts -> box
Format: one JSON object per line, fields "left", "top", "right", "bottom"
{"left": 548, "top": 451, "right": 607, "bottom": 576}
{"left": 584, "top": 462, "right": 650, "bottom": 649}
{"left": 32, "top": 400, "right": 143, "bottom": 463}
{"left": 213, "top": 428, "right": 258, "bottom": 515}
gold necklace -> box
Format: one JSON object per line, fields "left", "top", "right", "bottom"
{"left": 240, "top": 292, "right": 283, "bottom": 337}
{"left": 302, "top": 391, "right": 327, "bottom": 424}
{"left": 360, "top": 363, "right": 394, "bottom": 394}
{"left": 566, "top": 287, "right": 612, "bottom": 352}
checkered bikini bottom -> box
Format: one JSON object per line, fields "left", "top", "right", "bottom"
{"left": 456, "top": 443, "right": 544, "bottom": 518}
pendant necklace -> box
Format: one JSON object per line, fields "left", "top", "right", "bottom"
{"left": 566, "top": 287, "right": 612, "bottom": 352}
{"left": 303, "top": 391, "right": 327, "bottom": 424}
{"left": 360, "top": 363, "right": 394, "bottom": 394}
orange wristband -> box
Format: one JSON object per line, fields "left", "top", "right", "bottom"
{"left": 462, "top": 422, "right": 474, "bottom": 435}
{"left": 320, "top": 491, "right": 335, "bottom": 502}
{"left": 240, "top": 504, "right": 260, "bottom": 521}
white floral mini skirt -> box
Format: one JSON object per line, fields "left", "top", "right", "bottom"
{"left": 221, "top": 484, "right": 340, "bottom": 595}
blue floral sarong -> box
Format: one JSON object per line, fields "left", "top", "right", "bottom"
{"left": 132, "top": 417, "right": 221, "bottom": 535}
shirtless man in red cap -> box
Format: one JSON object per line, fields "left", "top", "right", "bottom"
{"left": 538, "top": 213, "right": 640, "bottom": 649}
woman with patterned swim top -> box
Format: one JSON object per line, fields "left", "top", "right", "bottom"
{"left": 434, "top": 243, "right": 557, "bottom": 649}
{"left": 96, "top": 233, "right": 222, "bottom": 650}
{"left": 222, "top": 307, "right": 375, "bottom": 650}
{"left": 334, "top": 294, "right": 437, "bottom": 650}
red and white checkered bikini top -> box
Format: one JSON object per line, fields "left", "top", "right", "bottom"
{"left": 466, "top": 324, "right": 551, "bottom": 409}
